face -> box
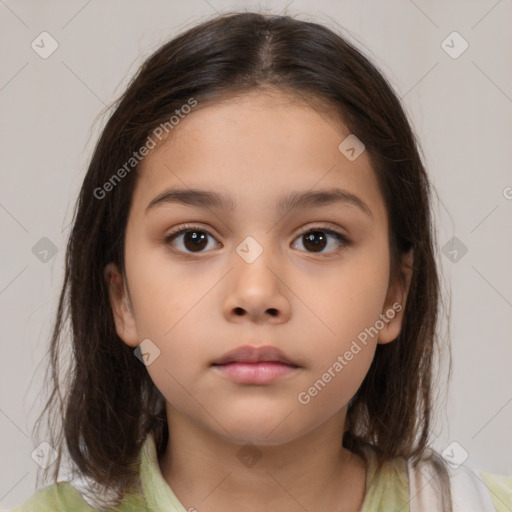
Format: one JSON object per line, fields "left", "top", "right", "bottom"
{"left": 106, "top": 89, "right": 412, "bottom": 447}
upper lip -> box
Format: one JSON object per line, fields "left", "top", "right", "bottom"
{"left": 211, "top": 345, "right": 299, "bottom": 367}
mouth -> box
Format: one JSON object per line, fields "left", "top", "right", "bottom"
{"left": 211, "top": 345, "right": 301, "bottom": 385}
{"left": 211, "top": 345, "right": 299, "bottom": 367}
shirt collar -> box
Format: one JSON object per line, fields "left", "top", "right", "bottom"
{"left": 139, "top": 432, "right": 188, "bottom": 512}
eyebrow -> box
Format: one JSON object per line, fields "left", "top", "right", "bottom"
{"left": 145, "top": 187, "right": 373, "bottom": 218}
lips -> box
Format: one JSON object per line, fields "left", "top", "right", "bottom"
{"left": 211, "top": 345, "right": 299, "bottom": 367}
{"left": 211, "top": 345, "right": 301, "bottom": 385}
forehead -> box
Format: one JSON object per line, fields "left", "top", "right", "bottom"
{"left": 131, "top": 89, "right": 387, "bottom": 223}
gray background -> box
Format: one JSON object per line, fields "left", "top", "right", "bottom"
{"left": 1, "top": 0, "right": 511, "bottom": 509}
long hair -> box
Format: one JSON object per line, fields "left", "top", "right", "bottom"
{"left": 34, "top": 11, "right": 451, "bottom": 508}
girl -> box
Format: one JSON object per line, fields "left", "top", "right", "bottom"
{"left": 13, "top": 11, "right": 511, "bottom": 512}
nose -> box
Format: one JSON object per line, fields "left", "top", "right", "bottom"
{"left": 222, "top": 243, "right": 292, "bottom": 324}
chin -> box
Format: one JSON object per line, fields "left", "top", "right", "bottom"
{"left": 217, "top": 416, "right": 306, "bottom": 447}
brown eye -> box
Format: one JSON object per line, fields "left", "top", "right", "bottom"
{"left": 302, "top": 231, "right": 328, "bottom": 252}
{"left": 164, "top": 225, "right": 350, "bottom": 256}
{"left": 164, "top": 226, "right": 219, "bottom": 253}
{"left": 292, "top": 228, "right": 350, "bottom": 254}
{"left": 182, "top": 230, "right": 208, "bottom": 251}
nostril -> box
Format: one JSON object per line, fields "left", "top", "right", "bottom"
{"left": 232, "top": 307, "right": 278, "bottom": 316}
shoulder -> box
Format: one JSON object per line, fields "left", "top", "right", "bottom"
{"left": 10, "top": 482, "right": 95, "bottom": 511}
{"left": 408, "top": 455, "right": 512, "bottom": 512}
{"left": 358, "top": 446, "right": 410, "bottom": 510}
{"left": 479, "top": 470, "right": 512, "bottom": 512}
{"left": 10, "top": 480, "right": 146, "bottom": 512}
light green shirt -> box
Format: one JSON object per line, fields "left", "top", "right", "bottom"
{"left": 12, "top": 434, "right": 512, "bottom": 511}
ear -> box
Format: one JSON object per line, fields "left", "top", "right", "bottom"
{"left": 377, "top": 249, "right": 414, "bottom": 345}
{"left": 104, "top": 262, "right": 139, "bottom": 347}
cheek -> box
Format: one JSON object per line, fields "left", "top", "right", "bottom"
{"left": 294, "top": 247, "right": 389, "bottom": 404}
{"left": 126, "top": 250, "right": 216, "bottom": 380}
{"left": 126, "top": 245, "right": 211, "bottom": 337}
{"left": 297, "top": 343, "right": 376, "bottom": 413}
{"left": 297, "top": 249, "right": 390, "bottom": 348}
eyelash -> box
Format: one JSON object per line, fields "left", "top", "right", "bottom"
{"left": 163, "top": 223, "right": 352, "bottom": 256}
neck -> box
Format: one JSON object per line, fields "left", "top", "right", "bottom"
{"left": 158, "top": 404, "right": 367, "bottom": 512}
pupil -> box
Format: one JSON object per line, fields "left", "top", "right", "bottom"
{"left": 304, "top": 231, "right": 326, "bottom": 252}
{"left": 184, "top": 231, "right": 207, "bottom": 251}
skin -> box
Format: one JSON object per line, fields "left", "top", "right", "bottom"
{"left": 105, "top": 88, "right": 413, "bottom": 512}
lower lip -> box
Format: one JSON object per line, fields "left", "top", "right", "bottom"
{"left": 212, "top": 362, "right": 298, "bottom": 384}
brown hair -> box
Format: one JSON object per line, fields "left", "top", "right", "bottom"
{"left": 34, "top": 10, "right": 452, "bottom": 508}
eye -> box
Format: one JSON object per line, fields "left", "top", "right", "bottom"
{"left": 292, "top": 226, "right": 351, "bottom": 254}
{"left": 164, "top": 224, "right": 220, "bottom": 254}
{"left": 164, "top": 224, "right": 351, "bottom": 255}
